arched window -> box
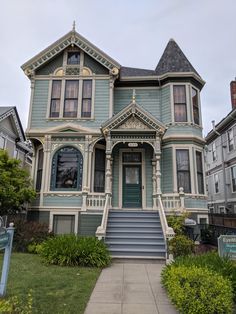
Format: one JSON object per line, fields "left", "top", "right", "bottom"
{"left": 51, "top": 147, "right": 83, "bottom": 190}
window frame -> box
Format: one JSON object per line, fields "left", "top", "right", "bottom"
{"left": 228, "top": 128, "right": 234, "bottom": 152}
{"left": 0, "top": 135, "right": 6, "bottom": 149}
{"left": 36, "top": 148, "right": 44, "bottom": 192}
{"left": 173, "top": 85, "right": 187, "bottom": 123}
{"left": 231, "top": 165, "right": 236, "bottom": 193}
{"left": 49, "top": 80, "right": 62, "bottom": 118}
{"left": 50, "top": 146, "right": 83, "bottom": 191}
{"left": 63, "top": 80, "right": 79, "bottom": 118}
{"left": 47, "top": 78, "right": 94, "bottom": 120}
{"left": 214, "top": 173, "right": 219, "bottom": 194}
{"left": 212, "top": 142, "right": 216, "bottom": 162}
{"left": 196, "top": 150, "right": 204, "bottom": 194}
{"left": 192, "top": 87, "right": 200, "bottom": 125}
{"left": 49, "top": 211, "right": 78, "bottom": 234}
{"left": 176, "top": 149, "right": 191, "bottom": 194}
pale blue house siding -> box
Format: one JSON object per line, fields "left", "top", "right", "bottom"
{"left": 164, "top": 125, "right": 202, "bottom": 138}
{"left": 30, "top": 79, "right": 109, "bottom": 129}
{"left": 30, "top": 80, "right": 49, "bottom": 128}
{"left": 185, "top": 197, "right": 207, "bottom": 209}
{"left": 43, "top": 195, "right": 82, "bottom": 207}
{"left": 79, "top": 213, "right": 102, "bottom": 236}
{"left": 114, "top": 89, "right": 133, "bottom": 114}
{"left": 161, "top": 85, "right": 171, "bottom": 124}
{"left": 161, "top": 147, "right": 173, "bottom": 193}
{"left": 145, "top": 144, "right": 153, "bottom": 208}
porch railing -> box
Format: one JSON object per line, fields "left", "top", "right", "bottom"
{"left": 157, "top": 195, "right": 175, "bottom": 240}
{"left": 162, "top": 188, "right": 185, "bottom": 212}
{"left": 95, "top": 194, "right": 111, "bottom": 240}
{"left": 86, "top": 193, "right": 106, "bottom": 210}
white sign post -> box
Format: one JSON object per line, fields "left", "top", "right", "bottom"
{"left": 0, "top": 220, "right": 14, "bottom": 297}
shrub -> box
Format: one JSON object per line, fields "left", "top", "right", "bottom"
{"left": 0, "top": 290, "right": 33, "bottom": 313}
{"left": 167, "top": 212, "right": 188, "bottom": 235}
{"left": 39, "top": 235, "right": 111, "bottom": 268}
{"left": 162, "top": 265, "right": 233, "bottom": 314}
{"left": 168, "top": 234, "right": 195, "bottom": 257}
{"left": 172, "top": 252, "right": 236, "bottom": 302}
{"left": 13, "top": 218, "right": 52, "bottom": 252}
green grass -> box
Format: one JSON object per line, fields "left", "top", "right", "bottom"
{"left": 0, "top": 253, "right": 101, "bottom": 314}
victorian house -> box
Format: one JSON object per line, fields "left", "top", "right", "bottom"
{"left": 22, "top": 27, "right": 208, "bottom": 258}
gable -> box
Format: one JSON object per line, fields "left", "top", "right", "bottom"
{"left": 22, "top": 30, "right": 120, "bottom": 77}
{"left": 102, "top": 101, "right": 166, "bottom": 134}
{"left": 0, "top": 116, "right": 18, "bottom": 137}
{"left": 0, "top": 107, "right": 25, "bottom": 142}
{"left": 35, "top": 52, "right": 64, "bottom": 75}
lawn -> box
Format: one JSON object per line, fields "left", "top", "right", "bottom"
{"left": 0, "top": 253, "right": 101, "bottom": 314}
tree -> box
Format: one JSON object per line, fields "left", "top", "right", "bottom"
{"left": 0, "top": 149, "right": 36, "bottom": 216}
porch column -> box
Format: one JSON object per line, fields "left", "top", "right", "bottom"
{"left": 40, "top": 135, "right": 51, "bottom": 206}
{"left": 155, "top": 153, "right": 162, "bottom": 196}
{"left": 82, "top": 136, "right": 89, "bottom": 211}
{"left": 152, "top": 158, "right": 157, "bottom": 207}
{"left": 105, "top": 153, "right": 112, "bottom": 195}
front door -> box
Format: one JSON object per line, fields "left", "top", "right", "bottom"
{"left": 123, "top": 164, "right": 142, "bottom": 208}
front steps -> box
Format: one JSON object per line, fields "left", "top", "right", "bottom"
{"left": 105, "top": 210, "right": 166, "bottom": 259}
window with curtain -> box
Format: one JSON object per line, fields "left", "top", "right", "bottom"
{"left": 228, "top": 129, "right": 234, "bottom": 151}
{"left": 176, "top": 149, "right": 191, "bottom": 193}
{"left": 50, "top": 80, "right": 61, "bottom": 117}
{"left": 192, "top": 87, "right": 200, "bottom": 125}
{"left": 81, "top": 80, "right": 92, "bottom": 118}
{"left": 231, "top": 166, "right": 236, "bottom": 192}
{"left": 51, "top": 147, "right": 83, "bottom": 190}
{"left": 214, "top": 173, "right": 219, "bottom": 193}
{"left": 53, "top": 215, "right": 75, "bottom": 234}
{"left": 36, "top": 148, "right": 44, "bottom": 191}
{"left": 196, "top": 151, "right": 204, "bottom": 194}
{"left": 212, "top": 142, "right": 216, "bottom": 161}
{"left": 94, "top": 148, "right": 105, "bottom": 192}
{"left": 174, "top": 85, "right": 187, "bottom": 122}
{"left": 64, "top": 80, "right": 79, "bottom": 117}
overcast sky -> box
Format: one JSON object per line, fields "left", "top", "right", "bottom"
{"left": 0, "top": 0, "right": 236, "bottom": 135}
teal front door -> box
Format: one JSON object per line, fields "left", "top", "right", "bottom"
{"left": 123, "top": 165, "right": 142, "bottom": 208}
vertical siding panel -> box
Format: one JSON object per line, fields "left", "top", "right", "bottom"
{"left": 161, "top": 147, "right": 173, "bottom": 193}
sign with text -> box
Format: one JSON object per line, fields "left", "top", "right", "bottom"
{"left": 218, "top": 235, "right": 236, "bottom": 260}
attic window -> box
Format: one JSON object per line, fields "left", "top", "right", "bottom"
{"left": 67, "top": 52, "right": 80, "bottom": 65}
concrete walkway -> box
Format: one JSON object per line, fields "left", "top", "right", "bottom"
{"left": 84, "top": 263, "right": 178, "bottom": 314}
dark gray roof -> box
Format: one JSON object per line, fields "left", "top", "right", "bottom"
{"left": 120, "top": 66, "right": 156, "bottom": 77}
{"left": 155, "top": 39, "right": 200, "bottom": 76}
{"left": 0, "top": 106, "right": 14, "bottom": 116}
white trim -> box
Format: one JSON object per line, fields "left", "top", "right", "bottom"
{"left": 49, "top": 210, "right": 79, "bottom": 234}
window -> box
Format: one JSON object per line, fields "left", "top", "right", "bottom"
{"left": 81, "top": 80, "right": 92, "bottom": 118}
{"left": 176, "top": 149, "right": 191, "bottom": 193}
{"left": 51, "top": 147, "right": 83, "bottom": 190}
{"left": 36, "top": 148, "right": 44, "bottom": 191}
{"left": 0, "top": 136, "right": 5, "bottom": 149}
{"left": 196, "top": 151, "right": 204, "bottom": 194}
{"left": 67, "top": 52, "right": 80, "bottom": 65}
{"left": 49, "top": 79, "right": 93, "bottom": 119}
{"left": 173, "top": 85, "right": 187, "bottom": 122}
{"left": 94, "top": 149, "right": 105, "bottom": 192}
{"left": 53, "top": 215, "right": 75, "bottom": 234}
{"left": 228, "top": 129, "right": 234, "bottom": 151}
{"left": 50, "top": 81, "right": 61, "bottom": 117}
{"left": 212, "top": 142, "right": 216, "bottom": 161}
{"left": 231, "top": 166, "right": 236, "bottom": 192}
{"left": 192, "top": 87, "right": 200, "bottom": 125}
{"left": 214, "top": 173, "right": 219, "bottom": 193}
{"left": 64, "top": 80, "right": 79, "bottom": 117}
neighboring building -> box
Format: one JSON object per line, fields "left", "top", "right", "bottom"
{"left": 0, "top": 106, "right": 32, "bottom": 169}
{"left": 22, "top": 27, "right": 208, "bottom": 257}
{"left": 205, "top": 79, "right": 236, "bottom": 227}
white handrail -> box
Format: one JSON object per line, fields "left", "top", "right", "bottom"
{"left": 95, "top": 194, "right": 110, "bottom": 240}
{"left": 157, "top": 195, "right": 175, "bottom": 240}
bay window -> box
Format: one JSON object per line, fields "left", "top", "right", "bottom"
{"left": 63, "top": 80, "right": 79, "bottom": 117}
{"left": 176, "top": 149, "right": 191, "bottom": 193}
{"left": 50, "top": 81, "right": 61, "bottom": 117}
{"left": 81, "top": 80, "right": 92, "bottom": 118}
{"left": 192, "top": 87, "right": 200, "bottom": 125}
{"left": 196, "top": 151, "right": 204, "bottom": 194}
{"left": 174, "top": 85, "right": 187, "bottom": 122}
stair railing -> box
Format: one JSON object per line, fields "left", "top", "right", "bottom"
{"left": 95, "top": 194, "right": 111, "bottom": 240}
{"left": 157, "top": 195, "right": 175, "bottom": 240}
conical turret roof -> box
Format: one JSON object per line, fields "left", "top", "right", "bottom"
{"left": 155, "top": 39, "right": 200, "bottom": 76}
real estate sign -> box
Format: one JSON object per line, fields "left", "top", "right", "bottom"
{"left": 218, "top": 235, "right": 236, "bottom": 260}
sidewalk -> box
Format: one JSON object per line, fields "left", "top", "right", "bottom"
{"left": 84, "top": 262, "right": 178, "bottom": 314}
